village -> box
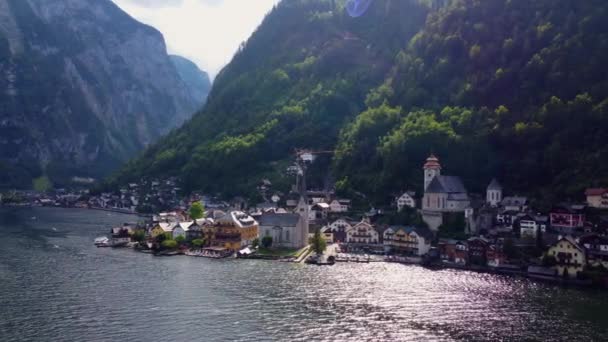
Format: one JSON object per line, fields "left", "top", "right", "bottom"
{"left": 3, "top": 154, "right": 608, "bottom": 286}
{"left": 78, "top": 154, "right": 608, "bottom": 288}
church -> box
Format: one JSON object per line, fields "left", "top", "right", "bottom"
{"left": 421, "top": 154, "right": 470, "bottom": 212}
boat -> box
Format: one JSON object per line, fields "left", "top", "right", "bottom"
{"left": 94, "top": 237, "right": 110, "bottom": 247}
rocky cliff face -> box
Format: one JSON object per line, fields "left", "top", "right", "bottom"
{"left": 0, "top": 0, "right": 200, "bottom": 187}
{"left": 170, "top": 55, "right": 211, "bottom": 107}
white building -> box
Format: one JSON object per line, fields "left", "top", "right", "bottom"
{"left": 501, "top": 196, "right": 528, "bottom": 212}
{"left": 518, "top": 215, "right": 547, "bottom": 239}
{"left": 259, "top": 213, "right": 307, "bottom": 249}
{"left": 346, "top": 219, "right": 379, "bottom": 244}
{"left": 486, "top": 179, "right": 502, "bottom": 207}
{"left": 329, "top": 199, "right": 350, "bottom": 213}
{"left": 396, "top": 192, "right": 416, "bottom": 211}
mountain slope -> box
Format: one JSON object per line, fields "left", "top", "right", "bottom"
{"left": 170, "top": 55, "right": 211, "bottom": 106}
{"left": 0, "top": 0, "right": 201, "bottom": 188}
{"left": 114, "top": 0, "right": 608, "bottom": 204}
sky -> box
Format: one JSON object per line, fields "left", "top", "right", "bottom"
{"left": 112, "top": 0, "right": 281, "bottom": 80}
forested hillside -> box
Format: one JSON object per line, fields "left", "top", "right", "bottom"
{"left": 113, "top": 0, "right": 608, "bottom": 204}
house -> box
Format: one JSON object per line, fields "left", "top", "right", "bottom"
{"left": 518, "top": 214, "right": 542, "bottom": 239}
{"left": 328, "top": 218, "right": 355, "bottom": 243}
{"left": 310, "top": 202, "right": 330, "bottom": 220}
{"left": 186, "top": 221, "right": 204, "bottom": 240}
{"left": 438, "top": 239, "right": 468, "bottom": 265}
{"left": 346, "top": 218, "right": 379, "bottom": 244}
{"left": 550, "top": 204, "right": 585, "bottom": 233}
{"left": 547, "top": 236, "right": 586, "bottom": 278}
{"left": 467, "top": 237, "right": 490, "bottom": 266}
{"left": 111, "top": 226, "right": 132, "bottom": 245}
{"left": 259, "top": 213, "right": 308, "bottom": 249}
{"left": 486, "top": 179, "right": 503, "bottom": 207}
{"left": 496, "top": 210, "right": 518, "bottom": 228}
{"left": 396, "top": 192, "right": 416, "bottom": 211}
{"left": 501, "top": 197, "right": 528, "bottom": 212}
{"left": 585, "top": 188, "right": 608, "bottom": 209}
{"left": 421, "top": 154, "right": 470, "bottom": 212}
{"left": 150, "top": 222, "right": 173, "bottom": 238}
{"left": 320, "top": 226, "right": 334, "bottom": 244}
{"left": 211, "top": 211, "right": 259, "bottom": 251}
{"left": 172, "top": 222, "right": 192, "bottom": 240}
{"left": 329, "top": 199, "right": 350, "bottom": 213}
{"left": 383, "top": 226, "right": 433, "bottom": 256}
{"left": 579, "top": 234, "right": 608, "bottom": 269}
{"left": 486, "top": 244, "right": 507, "bottom": 267}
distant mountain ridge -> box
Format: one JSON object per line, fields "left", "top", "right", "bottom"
{"left": 0, "top": 0, "right": 203, "bottom": 187}
{"left": 170, "top": 55, "right": 211, "bottom": 106}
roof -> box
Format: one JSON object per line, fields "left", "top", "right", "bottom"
{"left": 259, "top": 213, "right": 301, "bottom": 227}
{"left": 179, "top": 221, "right": 194, "bottom": 231}
{"left": 502, "top": 196, "right": 528, "bottom": 206}
{"left": 426, "top": 175, "right": 467, "bottom": 194}
{"left": 423, "top": 154, "right": 441, "bottom": 169}
{"left": 556, "top": 236, "right": 584, "bottom": 252}
{"left": 389, "top": 226, "right": 434, "bottom": 240}
{"left": 159, "top": 223, "right": 173, "bottom": 232}
{"left": 447, "top": 193, "right": 469, "bottom": 201}
{"left": 487, "top": 178, "right": 502, "bottom": 191}
{"left": 216, "top": 211, "right": 258, "bottom": 228}
{"left": 312, "top": 202, "right": 330, "bottom": 209}
{"left": 585, "top": 188, "right": 608, "bottom": 196}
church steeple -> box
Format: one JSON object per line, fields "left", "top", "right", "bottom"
{"left": 423, "top": 154, "right": 442, "bottom": 191}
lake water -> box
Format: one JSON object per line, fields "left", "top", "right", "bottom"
{"left": 1, "top": 207, "right": 607, "bottom": 342}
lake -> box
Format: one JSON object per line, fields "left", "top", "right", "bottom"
{"left": 1, "top": 207, "right": 607, "bottom": 341}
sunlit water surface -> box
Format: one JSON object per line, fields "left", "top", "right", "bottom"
{"left": 1, "top": 208, "right": 607, "bottom": 341}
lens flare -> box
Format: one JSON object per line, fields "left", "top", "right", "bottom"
{"left": 346, "top": 0, "right": 374, "bottom": 18}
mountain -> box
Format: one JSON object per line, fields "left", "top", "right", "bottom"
{"left": 0, "top": 0, "right": 201, "bottom": 188}
{"left": 170, "top": 55, "right": 211, "bottom": 106}
{"left": 113, "top": 0, "right": 608, "bottom": 205}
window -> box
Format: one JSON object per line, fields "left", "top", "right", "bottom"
{"left": 285, "top": 230, "right": 290, "bottom": 242}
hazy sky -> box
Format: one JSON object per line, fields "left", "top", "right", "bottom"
{"left": 112, "top": 0, "right": 280, "bottom": 79}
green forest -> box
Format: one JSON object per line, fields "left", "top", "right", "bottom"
{"left": 111, "top": 0, "right": 608, "bottom": 205}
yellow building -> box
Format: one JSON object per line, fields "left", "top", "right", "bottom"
{"left": 150, "top": 222, "right": 173, "bottom": 238}
{"left": 547, "top": 236, "right": 586, "bottom": 278}
{"left": 210, "top": 211, "right": 258, "bottom": 251}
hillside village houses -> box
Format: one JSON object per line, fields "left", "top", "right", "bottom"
{"left": 396, "top": 191, "right": 416, "bottom": 211}
{"left": 585, "top": 188, "right": 608, "bottom": 209}
{"left": 383, "top": 226, "right": 433, "bottom": 256}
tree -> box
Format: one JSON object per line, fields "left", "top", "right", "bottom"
{"left": 33, "top": 176, "right": 53, "bottom": 192}
{"left": 175, "top": 235, "right": 185, "bottom": 244}
{"left": 503, "top": 238, "right": 518, "bottom": 260}
{"left": 261, "top": 236, "right": 273, "bottom": 249}
{"left": 192, "top": 239, "right": 204, "bottom": 248}
{"left": 189, "top": 202, "right": 205, "bottom": 220}
{"left": 311, "top": 228, "right": 327, "bottom": 255}
{"left": 131, "top": 230, "right": 146, "bottom": 242}
{"left": 161, "top": 240, "right": 178, "bottom": 250}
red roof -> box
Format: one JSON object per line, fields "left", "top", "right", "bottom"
{"left": 423, "top": 154, "right": 441, "bottom": 169}
{"left": 585, "top": 188, "right": 608, "bottom": 196}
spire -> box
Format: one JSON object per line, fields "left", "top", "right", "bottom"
{"left": 487, "top": 178, "right": 502, "bottom": 191}
{"left": 423, "top": 154, "right": 441, "bottom": 170}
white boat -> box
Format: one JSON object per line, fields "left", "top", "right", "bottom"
{"left": 94, "top": 236, "right": 110, "bottom": 247}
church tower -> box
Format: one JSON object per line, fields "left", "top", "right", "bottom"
{"left": 423, "top": 154, "right": 441, "bottom": 191}
{"left": 295, "top": 162, "right": 310, "bottom": 247}
{"left": 486, "top": 178, "right": 503, "bottom": 207}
